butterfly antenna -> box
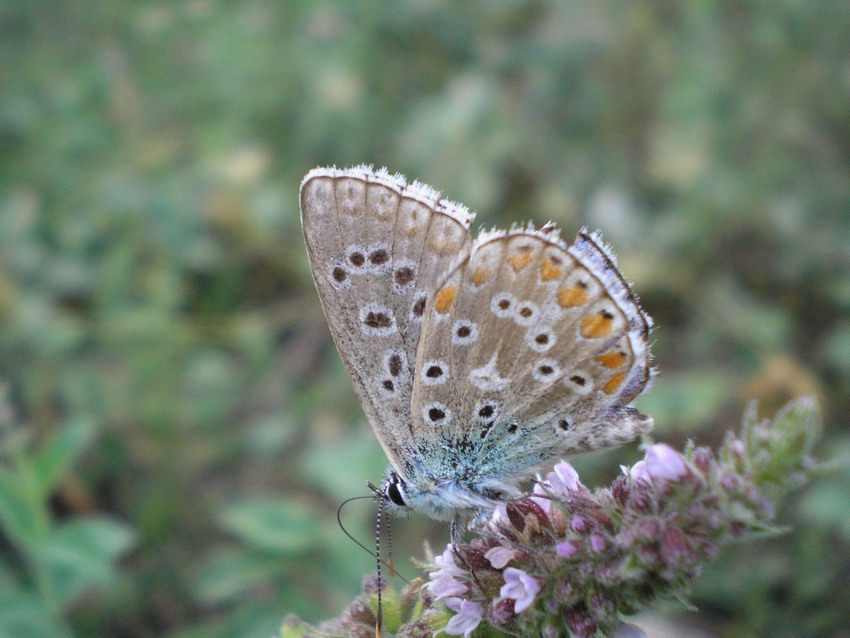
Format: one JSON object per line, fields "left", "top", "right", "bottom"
{"left": 385, "top": 507, "right": 396, "bottom": 578}
{"left": 336, "top": 493, "right": 410, "bottom": 581}
{"left": 374, "top": 494, "right": 384, "bottom": 638}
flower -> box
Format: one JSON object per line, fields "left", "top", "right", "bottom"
{"left": 548, "top": 461, "right": 581, "bottom": 494}
{"left": 590, "top": 533, "right": 607, "bottom": 553}
{"left": 438, "top": 598, "right": 483, "bottom": 637}
{"left": 433, "top": 546, "right": 463, "bottom": 573}
{"left": 556, "top": 540, "right": 580, "bottom": 558}
{"left": 490, "top": 503, "right": 510, "bottom": 525}
{"left": 484, "top": 545, "right": 518, "bottom": 569}
{"left": 644, "top": 443, "right": 689, "bottom": 483}
{"left": 500, "top": 567, "right": 541, "bottom": 613}
{"left": 429, "top": 546, "right": 469, "bottom": 599}
{"left": 430, "top": 572, "right": 468, "bottom": 598}
{"left": 288, "top": 398, "right": 820, "bottom": 638}
{"left": 627, "top": 459, "right": 650, "bottom": 482}
{"left": 532, "top": 461, "right": 583, "bottom": 512}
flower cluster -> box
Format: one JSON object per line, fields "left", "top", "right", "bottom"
{"left": 283, "top": 397, "right": 819, "bottom": 638}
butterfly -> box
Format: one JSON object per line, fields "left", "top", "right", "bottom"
{"left": 300, "top": 165, "right": 653, "bottom": 543}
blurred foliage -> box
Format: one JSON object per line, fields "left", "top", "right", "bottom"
{"left": 0, "top": 1, "right": 847, "bottom": 637}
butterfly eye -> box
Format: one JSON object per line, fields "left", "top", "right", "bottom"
{"left": 386, "top": 480, "right": 406, "bottom": 507}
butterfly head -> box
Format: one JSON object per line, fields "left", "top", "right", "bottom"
{"left": 377, "top": 470, "right": 408, "bottom": 510}
{"left": 376, "top": 467, "right": 521, "bottom": 523}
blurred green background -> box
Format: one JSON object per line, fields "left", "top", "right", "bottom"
{"left": 1, "top": 2, "right": 848, "bottom": 637}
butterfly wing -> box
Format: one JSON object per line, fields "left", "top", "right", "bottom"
{"left": 411, "top": 226, "right": 653, "bottom": 483}
{"left": 300, "top": 166, "right": 474, "bottom": 474}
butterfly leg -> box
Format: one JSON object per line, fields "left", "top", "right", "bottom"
{"left": 449, "top": 512, "right": 490, "bottom": 599}
{"left": 450, "top": 512, "right": 462, "bottom": 548}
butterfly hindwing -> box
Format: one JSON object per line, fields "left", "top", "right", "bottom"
{"left": 411, "top": 227, "right": 652, "bottom": 480}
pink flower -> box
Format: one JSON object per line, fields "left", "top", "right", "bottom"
{"left": 548, "top": 462, "right": 581, "bottom": 494}
{"left": 645, "top": 444, "right": 689, "bottom": 483}
{"left": 660, "top": 525, "right": 695, "bottom": 566}
{"left": 556, "top": 540, "right": 580, "bottom": 558}
{"left": 429, "top": 546, "right": 468, "bottom": 599}
{"left": 431, "top": 546, "right": 465, "bottom": 578}
{"left": 430, "top": 572, "right": 467, "bottom": 598}
{"left": 571, "top": 515, "right": 589, "bottom": 533}
{"left": 499, "top": 567, "right": 541, "bottom": 613}
{"left": 484, "top": 545, "right": 518, "bottom": 569}
{"left": 490, "top": 503, "right": 510, "bottom": 525}
{"left": 627, "top": 460, "right": 650, "bottom": 482}
{"left": 532, "top": 461, "right": 583, "bottom": 512}
{"left": 439, "top": 598, "right": 483, "bottom": 637}
{"left": 590, "top": 533, "right": 607, "bottom": 553}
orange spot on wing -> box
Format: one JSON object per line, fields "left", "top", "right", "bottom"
{"left": 435, "top": 285, "right": 458, "bottom": 313}
{"left": 508, "top": 252, "right": 533, "bottom": 272}
{"left": 603, "top": 371, "right": 626, "bottom": 394}
{"left": 580, "top": 312, "right": 614, "bottom": 338}
{"left": 540, "top": 258, "right": 563, "bottom": 282}
{"left": 596, "top": 350, "right": 628, "bottom": 369}
{"left": 472, "top": 266, "right": 490, "bottom": 286}
{"left": 431, "top": 236, "right": 460, "bottom": 254}
{"left": 558, "top": 284, "right": 589, "bottom": 308}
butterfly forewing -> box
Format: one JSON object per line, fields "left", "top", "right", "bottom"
{"left": 300, "top": 166, "right": 474, "bottom": 472}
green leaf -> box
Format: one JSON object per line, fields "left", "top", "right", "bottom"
{"left": 31, "top": 517, "right": 136, "bottom": 609}
{"left": 217, "top": 498, "right": 321, "bottom": 555}
{"left": 0, "top": 589, "right": 72, "bottom": 638}
{"left": 32, "top": 417, "right": 96, "bottom": 497}
{"left": 0, "top": 468, "right": 46, "bottom": 546}
{"left": 194, "top": 547, "right": 288, "bottom": 604}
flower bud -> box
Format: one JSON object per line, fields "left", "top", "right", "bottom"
{"left": 635, "top": 518, "right": 660, "bottom": 540}
{"left": 489, "top": 597, "right": 516, "bottom": 627}
{"left": 571, "top": 515, "right": 590, "bottom": 534}
{"left": 690, "top": 446, "right": 714, "bottom": 473}
{"left": 362, "top": 573, "right": 388, "bottom": 594}
{"left": 612, "top": 477, "right": 630, "bottom": 505}
{"left": 564, "top": 608, "right": 597, "bottom": 637}
{"left": 506, "top": 502, "right": 526, "bottom": 532}
{"left": 661, "top": 526, "right": 695, "bottom": 567}
{"left": 645, "top": 444, "right": 690, "bottom": 483}
{"left": 628, "top": 490, "right": 652, "bottom": 513}
{"left": 556, "top": 539, "right": 580, "bottom": 558}
{"left": 590, "top": 533, "right": 607, "bottom": 554}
